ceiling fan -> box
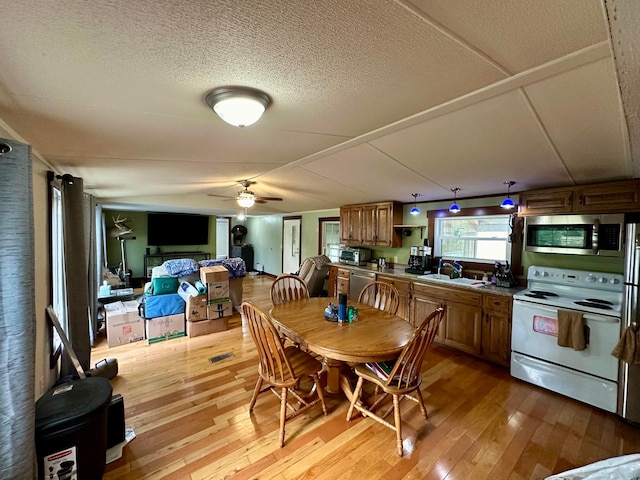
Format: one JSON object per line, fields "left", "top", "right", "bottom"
{"left": 207, "top": 180, "right": 283, "bottom": 208}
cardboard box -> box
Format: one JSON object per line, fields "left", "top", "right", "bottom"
{"left": 207, "top": 280, "right": 230, "bottom": 303}
{"left": 105, "top": 300, "right": 145, "bottom": 347}
{"left": 200, "top": 265, "right": 229, "bottom": 285}
{"left": 207, "top": 301, "right": 233, "bottom": 319}
{"left": 146, "top": 313, "right": 186, "bottom": 344}
{"left": 186, "top": 318, "right": 229, "bottom": 337}
{"left": 186, "top": 294, "right": 208, "bottom": 322}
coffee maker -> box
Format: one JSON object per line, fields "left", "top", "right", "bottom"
{"left": 405, "top": 245, "right": 432, "bottom": 274}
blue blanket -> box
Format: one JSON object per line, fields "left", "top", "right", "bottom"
{"left": 162, "top": 258, "right": 199, "bottom": 277}
{"left": 199, "top": 258, "right": 246, "bottom": 278}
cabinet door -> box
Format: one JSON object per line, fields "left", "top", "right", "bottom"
{"left": 411, "top": 293, "right": 443, "bottom": 336}
{"left": 361, "top": 204, "right": 377, "bottom": 245}
{"left": 340, "top": 206, "right": 363, "bottom": 245}
{"left": 327, "top": 265, "right": 338, "bottom": 298}
{"left": 481, "top": 310, "right": 511, "bottom": 367}
{"left": 377, "top": 274, "right": 411, "bottom": 322}
{"left": 374, "top": 203, "right": 392, "bottom": 246}
{"left": 443, "top": 302, "right": 482, "bottom": 355}
{"left": 340, "top": 207, "right": 352, "bottom": 244}
{"left": 519, "top": 189, "right": 573, "bottom": 216}
{"left": 574, "top": 182, "right": 640, "bottom": 213}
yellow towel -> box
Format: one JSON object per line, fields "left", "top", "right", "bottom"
{"left": 611, "top": 326, "right": 640, "bottom": 364}
{"left": 557, "top": 309, "right": 586, "bottom": 351}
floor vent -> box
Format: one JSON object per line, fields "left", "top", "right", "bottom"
{"left": 209, "top": 352, "right": 233, "bottom": 363}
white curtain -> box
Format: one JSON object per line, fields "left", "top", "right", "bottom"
{"left": 0, "top": 138, "right": 36, "bottom": 479}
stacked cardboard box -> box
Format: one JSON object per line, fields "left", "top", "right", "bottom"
{"left": 186, "top": 265, "right": 231, "bottom": 337}
{"left": 104, "top": 300, "right": 145, "bottom": 347}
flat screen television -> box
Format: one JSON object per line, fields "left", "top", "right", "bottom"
{"left": 147, "top": 213, "right": 209, "bottom": 246}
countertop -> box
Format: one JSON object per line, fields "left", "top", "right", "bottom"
{"left": 332, "top": 263, "right": 524, "bottom": 297}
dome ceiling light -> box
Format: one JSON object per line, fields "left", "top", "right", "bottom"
{"left": 205, "top": 86, "right": 271, "bottom": 127}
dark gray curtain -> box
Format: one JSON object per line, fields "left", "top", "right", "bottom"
{"left": 85, "top": 194, "right": 99, "bottom": 346}
{"left": 0, "top": 138, "right": 35, "bottom": 479}
{"left": 60, "top": 177, "right": 91, "bottom": 375}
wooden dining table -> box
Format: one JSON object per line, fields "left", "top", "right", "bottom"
{"left": 269, "top": 297, "right": 416, "bottom": 399}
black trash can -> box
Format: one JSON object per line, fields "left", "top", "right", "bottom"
{"left": 35, "top": 377, "right": 112, "bottom": 480}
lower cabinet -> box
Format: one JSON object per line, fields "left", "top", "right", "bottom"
{"left": 336, "top": 268, "right": 350, "bottom": 297}
{"left": 411, "top": 282, "right": 506, "bottom": 363}
{"left": 481, "top": 293, "right": 512, "bottom": 367}
{"left": 377, "top": 274, "right": 411, "bottom": 323}
{"left": 327, "top": 265, "right": 338, "bottom": 298}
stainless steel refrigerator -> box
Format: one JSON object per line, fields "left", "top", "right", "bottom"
{"left": 621, "top": 221, "right": 640, "bottom": 424}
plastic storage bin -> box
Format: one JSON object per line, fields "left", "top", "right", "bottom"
{"left": 35, "top": 377, "right": 112, "bottom": 480}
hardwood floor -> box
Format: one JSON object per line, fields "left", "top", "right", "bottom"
{"left": 98, "top": 275, "right": 639, "bottom": 480}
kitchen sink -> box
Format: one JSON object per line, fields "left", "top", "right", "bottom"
{"left": 416, "top": 274, "right": 487, "bottom": 288}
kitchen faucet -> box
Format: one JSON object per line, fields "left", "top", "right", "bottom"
{"left": 441, "top": 260, "right": 463, "bottom": 279}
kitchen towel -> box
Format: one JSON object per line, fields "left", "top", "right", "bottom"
{"left": 557, "top": 309, "right": 587, "bottom": 351}
{"left": 611, "top": 325, "right": 640, "bottom": 364}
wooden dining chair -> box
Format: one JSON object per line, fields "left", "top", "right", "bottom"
{"left": 358, "top": 281, "right": 400, "bottom": 315}
{"left": 270, "top": 274, "right": 310, "bottom": 305}
{"left": 346, "top": 305, "right": 446, "bottom": 456}
{"left": 241, "top": 301, "right": 328, "bottom": 447}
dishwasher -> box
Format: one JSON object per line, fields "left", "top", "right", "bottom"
{"left": 349, "top": 270, "right": 376, "bottom": 301}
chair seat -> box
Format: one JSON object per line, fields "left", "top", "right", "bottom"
{"left": 353, "top": 363, "right": 422, "bottom": 395}
{"left": 258, "top": 346, "right": 323, "bottom": 387}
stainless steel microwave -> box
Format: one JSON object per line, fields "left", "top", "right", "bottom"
{"left": 524, "top": 214, "right": 624, "bottom": 257}
{"left": 338, "top": 247, "right": 371, "bottom": 266}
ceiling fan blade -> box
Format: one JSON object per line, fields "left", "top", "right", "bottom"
{"left": 207, "top": 194, "right": 236, "bottom": 199}
{"left": 255, "top": 196, "right": 283, "bottom": 201}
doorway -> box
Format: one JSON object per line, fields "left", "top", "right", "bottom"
{"left": 319, "top": 217, "right": 340, "bottom": 262}
{"left": 282, "top": 216, "right": 302, "bottom": 274}
{"left": 215, "top": 217, "right": 230, "bottom": 259}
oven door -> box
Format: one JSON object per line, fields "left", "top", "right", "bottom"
{"left": 511, "top": 300, "right": 620, "bottom": 381}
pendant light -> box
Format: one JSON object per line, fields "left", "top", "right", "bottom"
{"left": 500, "top": 181, "right": 516, "bottom": 209}
{"left": 409, "top": 193, "right": 421, "bottom": 215}
{"left": 449, "top": 188, "right": 461, "bottom": 213}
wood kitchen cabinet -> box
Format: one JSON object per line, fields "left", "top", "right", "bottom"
{"left": 519, "top": 180, "right": 640, "bottom": 216}
{"left": 411, "top": 282, "right": 482, "bottom": 355}
{"left": 482, "top": 293, "right": 512, "bottom": 367}
{"left": 340, "top": 201, "right": 402, "bottom": 247}
{"left": 336, "top": 268, "right": 350, "bottom": 297}
{"left": 327, "top": 265, "right": 338, "bottom": 298}
{"left": 377, "top": 274, "right": 411, "bottom": 323}
{"left": 340, "top": 206, "right": 362, "bottom": 244}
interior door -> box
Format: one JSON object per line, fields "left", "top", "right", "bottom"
{"left": 215, "top": 217, "right": 230, "bottom": 259}
{"left": 282, "top": 217, "right": 302, "bottom": 274}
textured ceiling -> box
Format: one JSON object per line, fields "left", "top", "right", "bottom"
{"left": 0, "top": 0, "right": 636, "bottom": 216}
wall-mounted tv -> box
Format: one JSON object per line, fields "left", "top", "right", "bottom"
{"left": 147, "top": 213, "right": 210, "bottom": 246}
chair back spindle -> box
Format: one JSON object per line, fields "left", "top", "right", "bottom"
{"left": 358, "top": 281, "right": 400, "bottom": 315}
{"left": 271, "top": 274, "right": 310, "bottom": 305}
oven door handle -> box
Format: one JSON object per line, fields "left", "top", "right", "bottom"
{"left": 513, "top": 299, "right": 619, "bottom": 324}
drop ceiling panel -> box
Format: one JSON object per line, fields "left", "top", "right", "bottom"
{"left": 524, "top": 58, "right": 630, "bottom": 182}
{"left": 411, "top": 0, "right": 608, "bottom": 73}
{"left": 301, "top": 144, "right": 444, "bottom": 202}
{"left": 369, "top": 89, "right": 573, "bottom": 194}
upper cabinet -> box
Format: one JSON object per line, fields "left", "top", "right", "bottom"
{"left": 519, "top": 180, "right": 640, "bottom": 216}
{"left": 340, "top": 201, "right": 403, "bottom": 247}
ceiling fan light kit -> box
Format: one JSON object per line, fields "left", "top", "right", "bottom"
{"left": 205, "top": 86, "right": 271, "bottom": 127}
{"left": 237, "top": 190, "right": 256, "bottom": 208}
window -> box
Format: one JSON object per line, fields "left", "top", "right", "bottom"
{"left": 51, "top": 186, "right": 67, "bottom": 355}
{"left": 434, "top": 215, "right": 512, "bottom": 262}
{"left": 320, "top": 219, "right": 340, "bottom": 262}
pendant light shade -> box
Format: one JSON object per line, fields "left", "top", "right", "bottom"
{"left": 409, "top": 193, "right": 421, "bottom": 215}
{"left": 500, "top": 181, "right": 516, "bottom": 209}
{"left": 449, "top": 187, "right": 461, "bottom": 213}
{"left": 205, "top": 87, "right": 271, "bottom": 127}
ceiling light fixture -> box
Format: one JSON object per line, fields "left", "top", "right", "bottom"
{"left": 449, "top": 188, "right": 461, "bottom": 213}
{"left": 205, "top": 86, "right": 271, "bottom": 127}
{"left": 409, "top": 193, "right": 421, "bottom": 215}
{"left": 237, "top": 190, "right": 256, "bottom": 208}
{"left": 500, "top": 181, "right": 516, "bottom": 209}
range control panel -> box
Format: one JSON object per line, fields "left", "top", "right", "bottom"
{"left": 527, "top": 266, "right": 624, "bottom": 291}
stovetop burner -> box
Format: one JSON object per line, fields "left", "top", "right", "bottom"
{"left": 524, "top": 290, "right": 560, "bottom": 299}
{"left": 574, "top": 300, "right": 612, "bottom": 310}
{"left": 584, "top": 298, "right": 613, "bottom": 305}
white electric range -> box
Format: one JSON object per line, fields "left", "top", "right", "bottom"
{"left": 511, "top": 266, "right": 623, "bottom": 413}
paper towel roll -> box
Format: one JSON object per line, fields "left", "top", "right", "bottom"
{"left": 194, "top": 279, "right": 206, "bottom": 294}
